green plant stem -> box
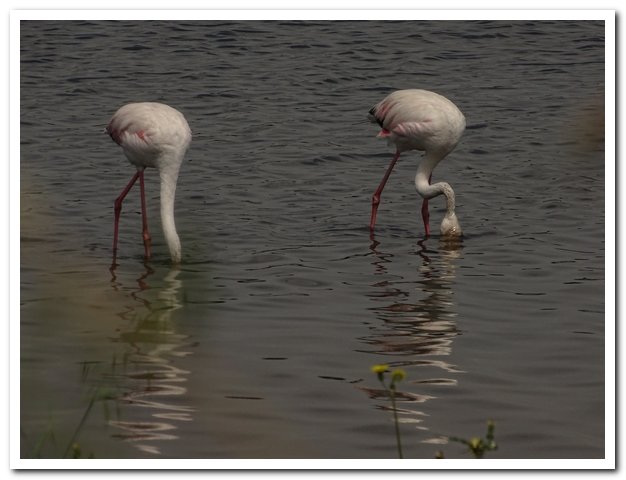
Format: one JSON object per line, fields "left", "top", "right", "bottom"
{"left": 390, "top": 386, "right": 403, "bottom": 459}
{"left": 62, "top": 389, "right": 98, "bottom": 459}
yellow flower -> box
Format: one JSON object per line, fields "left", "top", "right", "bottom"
{"left": 371, "top": 364, "right": 389, "bottom": 374}
{"left": 391, "top": 369, "right": 406, "bottom": 383}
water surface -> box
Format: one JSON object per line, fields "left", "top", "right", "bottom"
{"left": 20, "top": 20, "right": 605, "bottom": 460}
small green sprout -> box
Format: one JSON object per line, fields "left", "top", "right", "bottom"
{"left": 447, "top": 420, "right": 498, "bottom": 459}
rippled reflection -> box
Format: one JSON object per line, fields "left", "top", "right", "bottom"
{"left": 359, "top": 237, "right": 464, "bottom": 434}
{"left": 105, "top": 267, "right": 194, "bottom": 455}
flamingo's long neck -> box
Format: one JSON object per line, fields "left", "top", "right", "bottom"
{"left": 159, "top": 161, "right": 182, "bottom": 263}
{"left": 415, "top": 151, "right": 462, "bottom": 236}
{"left": 415, "top": 152, "right": 451, "bottom": 205}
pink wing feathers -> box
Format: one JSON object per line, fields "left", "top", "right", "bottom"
{"left": 106, "top": 105, "right": 162, "bottom": 162}
{"left": 369, "top": 92, "right": 435, "bottom": 136}
{"left": 369, "top": 90, "right": 464, "bottom": 152}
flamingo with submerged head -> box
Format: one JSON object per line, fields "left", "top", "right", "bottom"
{"left": 368, "top": 89, "right": 465, "bottom": 237}
{"left": 106, "top": 102, "right": 191, "bottom": 264}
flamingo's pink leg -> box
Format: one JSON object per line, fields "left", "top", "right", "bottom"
{"left": 138, "top": 169, "right": 152, "bottom": 259}
{"left": 420, "top": 174, "right": 432, "bottom": 237}
{"left": 370, "top": 152, "right": 400, "bottom": 231}
{"left": 370, "top": 151, "right": 401, "bottom": 231}
{"left": 113, "top": 170, "right": 141, "bottom": 260}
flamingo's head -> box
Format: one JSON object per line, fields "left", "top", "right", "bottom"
{"left": 440, "top": 212, "right": 462, "bottom": 237}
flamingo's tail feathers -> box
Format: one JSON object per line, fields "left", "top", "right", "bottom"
{"left": 368, "top": 106, "right": 384, "bottom": 127}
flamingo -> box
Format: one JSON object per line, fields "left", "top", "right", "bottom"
{"left": 106, "top": 102, "right": 192, "bottom": 264}
{"left": 368, "top": 89, "right": 465, "bottom": 237}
